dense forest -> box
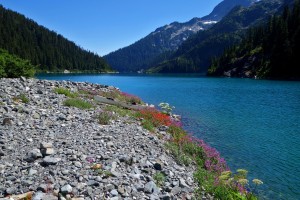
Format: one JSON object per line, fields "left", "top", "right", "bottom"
{"left": 148, "top": 0, "right": 291, "bottom": 73}
{"left": 0, "top": 5, "right": 111, "bottom": 73}
{"left": 208, "top": 0, "right": 300, "bottom": 79}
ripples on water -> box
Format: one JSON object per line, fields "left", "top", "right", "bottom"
{"left": 38, "top": 74, "right": 300, "bottom": 200}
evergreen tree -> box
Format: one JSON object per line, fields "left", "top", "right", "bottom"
{"left": 0, "top": 5, "right": 111, "bottom": 73}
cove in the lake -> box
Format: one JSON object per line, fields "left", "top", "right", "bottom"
{"left": 37, "top": 73, "right": 300, "bottom": 200}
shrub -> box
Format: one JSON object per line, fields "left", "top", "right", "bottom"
{"left": 159, "top": 102, "right": 175, "bottom": 115}
{"left": 0, "top": 49, "right": 35, "bottom": 78}
{"left": 120, "top": 92, "right": 142, "bottom": 105}
{"left": 136, "top": 108, "right": 172, "bottom": 131}
{"left": 54, "top": 87, "right": 78, "bottom": 98}
{"left": 63, "top": 98, "right": 93, "bottom": 109}
{"left": 97, "top": 111, "right": 114, "bottom": 125}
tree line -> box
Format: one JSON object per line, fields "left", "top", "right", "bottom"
{"left": 0, "top": 5, "right": 110, "bottom": 73}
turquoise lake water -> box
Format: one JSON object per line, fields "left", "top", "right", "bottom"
{"left": 38, "top": 74, "right": 300, "bottom": 200}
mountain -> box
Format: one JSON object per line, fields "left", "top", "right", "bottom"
{"left": 149, "top": 0, "right": 289, "bottom": 73}
{"left": 202, "top": 0, "right": 257, "bottom": 21}
{"left": 0, "top": 5, "right": 111, "bottom": 73}
{"left": 104, "top": 0, "right": 256, "bottom": 72}
{"left": 207, "top": 0, "right": 300, "bottom": 80}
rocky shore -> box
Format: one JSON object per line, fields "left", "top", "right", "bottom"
{"left": 0, "top": 78, "right": 197, "bottom": 200}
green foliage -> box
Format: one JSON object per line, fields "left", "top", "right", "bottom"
{"left": 208, "top": 1, "right": 300, "bottom": 79}
{"left": 18, "top": 93, "right": 29, "bottom": 104}
{"left": 164, "top": 142, "right": 193, "bottom": 166}
{"left": 0, "top": 6, "right": 111, "bottom": 72}
{"left": 158, "top": 102, "right": 174, "bottom": 115}
{"left": 94, "top": 168, "right": 113, "bottom": 177}
{"left": 63, "top": 98, "right": 93, "bottom": 109}
{"left": 0, "top": 49, "right": 35, "bottom": 78}
{"left": 54, "top": 87, "right": 78, "bottom": 98}
{"left": 153, "top": 172, "right": 166, "bottom": 187}
{"left": 105, "top": 105, "right": 134, "bottom": 117}
{"left": 97, "top": 111, "right": 114, "bottom": 125}
{"left": 13, "top": 94, "right": 29, "bottom": 104}
{"left": 141, "top": 120, "right": 155, "bottom": 132}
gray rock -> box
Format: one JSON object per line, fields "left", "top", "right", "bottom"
{"left": 153, "top": 162, "right": 163, "bottom": 170}
{"left": 179, "top": 178, "right": 189, "bottom": 188}
{"left": 60, "top": 184, "right": 72, "bottom": 194}
{"left": 5, "top": 187, "right": 16, "bottom": 195}
{"left": 160, "top": 194, "right": 171, "bottom": 200}
{"left": 40, "top": 142, "right": 53, "bottom": 149}
{"left": 107, "top": 141, "right": 114, "bottom": 148}
{"left": 25, "top": 148, "right": 43, "bottom": 162}
{"left": 2, "top": 118, "right": 13, "bottom": 126}
{"left": 105, "top": 184, "right": 115, "bottom": 191}
{"left": 110, "top": 189, "right": 118, "bottom": 196}
{"left": 28, "top": 168, "right": 38, "bottom": 176}
{"left": 74, "top": 161, "right": 82, "bottom": 168}
{"left": 144, "top": 181, "right": 159, "bottom": 194}
{"left": 41, "top": 148, "right": 55, "bottom": 156}
{"left": 37, "top": 184, "right": 48, "bottom": 192}
{"left": 42, "top": 156, "right": 61, "bottom": 166}
{"left": 87, "top": 180, "right": 100, "bottom": 186}
{"left": 171, "top": 186, "right": 182, "bottom": 195}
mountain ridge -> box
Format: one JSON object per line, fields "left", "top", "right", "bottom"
{"left": 104, "top": 0, "right": 256, "bottom": 72}
{"left": 148, "top": 0, "right": 288, "bottom": 73}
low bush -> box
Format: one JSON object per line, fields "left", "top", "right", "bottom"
{"left": 97, "top": 111, "right": 114, "bottom": 125}
{"left": 0, "top": 49, "right": 35, "bottom": 78}
{"left": 136, "top": 108, "right": 173, "bottom": 131}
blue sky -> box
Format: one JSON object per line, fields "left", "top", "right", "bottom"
{"left": 0, "top": 0, "right": 222, "bottom": 56}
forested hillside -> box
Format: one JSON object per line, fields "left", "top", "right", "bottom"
{"left": 0, "top": 5, "right": 111, "bottom": 72}
{"left": 148, "top": 0, "right": 289, "bottom": 73}
{"left": 208, "top": 0, "right": 300, "bottom": 79}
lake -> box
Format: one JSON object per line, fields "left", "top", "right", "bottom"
{"left": 37, "top": 73, "right": 300, "bottom": 200}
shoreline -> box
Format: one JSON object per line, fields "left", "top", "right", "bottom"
{"left": 0, "top": 77, "right": 260, "bottom": 200}
{"left": 0, "top": 78, "right": 199, "bottom": 200}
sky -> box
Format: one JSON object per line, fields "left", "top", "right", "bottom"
{"left": 0, "top": 0, "right": 222, "bottom": 56}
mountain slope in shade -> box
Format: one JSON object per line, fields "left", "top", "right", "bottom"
{"left": 149, "top": 0, "right": 288, "bottom": 73}
{"left": 0, "top": 5, "right": 111, "bottom": 72}
{"left": 104, "top": 0, "right": 256, "bottom": 72}
{"left": 207, "top": 0, "right": 300, "bottom": 80}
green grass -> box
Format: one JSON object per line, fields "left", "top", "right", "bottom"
{"left": 141, "top": 120, "right": 155, "bottom": 132}
{"left": 54, "top": 87, "right": 78, "bottom": 98}
{"left": 12, "top": 93, "right": 30, "bottom": 104}
{"left": 164, "top": 142, "right": 193, "bottom": 166}
{"left": 105, "top": 105, "right": 134, "bottom": 117}
{"left": 63, "top": 98, "right": 93, "bottom": 109}
{"left": 153, "top": 172, "right": 166, "bottom": 187}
